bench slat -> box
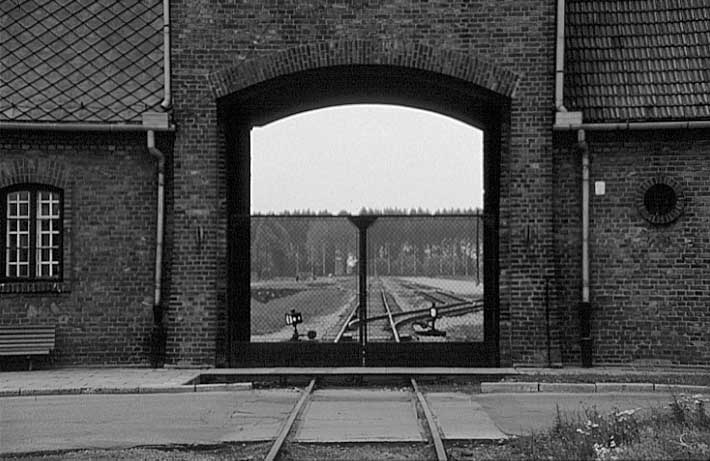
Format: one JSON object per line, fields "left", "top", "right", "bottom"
{"left": 0, "top": 326, "right": 56, "bottom": 359}
{"left": 0, "top": 336, "right": 55, "bottom": 342}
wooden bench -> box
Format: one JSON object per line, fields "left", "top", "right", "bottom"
{"left": 0, "top": 326, "right": 56, "bottom": 370}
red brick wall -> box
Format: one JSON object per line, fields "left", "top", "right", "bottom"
{"left": 555, "top": 130, "right": 710, "bottom": 366}
{"left": 0, "top": 131, "right": 159, "bottom": 365}
{"left": 169, "top": 0, "right": 557, "bottom": 366}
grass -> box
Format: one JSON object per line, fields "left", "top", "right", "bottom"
{"left": 452, "top": 393, "right": 710, "bottom": 461}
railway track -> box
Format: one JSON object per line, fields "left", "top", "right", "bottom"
{"left": 334, "top": 278, "right": 482, "bottom": 343}
{"left": 265, "top": 277, "right": 450, "bottom": 461}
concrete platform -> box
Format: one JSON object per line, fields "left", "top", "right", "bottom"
{"left": 426, "top": 392, "right": 507, "bottom": 440}
{"left": 293, "top": 389, "right": 425, "bottom": 442}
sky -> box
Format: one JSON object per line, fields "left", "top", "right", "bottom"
{"left": 250, "top": 104, "right": 483, "bottom": 214}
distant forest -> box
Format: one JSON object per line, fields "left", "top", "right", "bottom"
{"left": 251, "top": 208, "right": 484, "bottom": 281}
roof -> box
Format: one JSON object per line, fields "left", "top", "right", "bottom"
{"left": 0, "top": 0, "right": 164, "bottom": 124}
{"left": 2, "top": 1, "right": 709, "bottom": 125}
{"left": 565, "top": 0, "right": 710, "bottom": 123}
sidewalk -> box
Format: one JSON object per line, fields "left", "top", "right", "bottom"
{"left": 2, "top": 365, "right": 710, "bottom": 397}
{"left": 0, "top": 367, "right": 206, "bottom": 396}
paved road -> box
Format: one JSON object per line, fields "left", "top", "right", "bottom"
{"left": 0, "top": 390, "right": 299, "bottom": 454}
{"left": 0, "top": 390, "right": 679, "bottom": 454}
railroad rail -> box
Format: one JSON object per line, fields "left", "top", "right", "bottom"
{"left": 265, "top": 279, "right": 450, "bottom": 461}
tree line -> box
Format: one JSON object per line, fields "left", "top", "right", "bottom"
{"left": 251, "top": 208, "right": 484, "bottom": 282}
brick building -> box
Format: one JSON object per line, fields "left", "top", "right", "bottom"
{"left": 1, "top": 1, "right": 708, "bottom": 368}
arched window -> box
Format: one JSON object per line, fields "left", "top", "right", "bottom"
{"left": 1, "top": 185, "right": 63, "bottom": 281}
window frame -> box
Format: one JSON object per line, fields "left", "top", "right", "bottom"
{"left": 1, "top": 184, "right": 64, "bottom": 283}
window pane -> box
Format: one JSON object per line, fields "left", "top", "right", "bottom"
{"left": 5, "top": 189, "right": 62, "bottom": 280}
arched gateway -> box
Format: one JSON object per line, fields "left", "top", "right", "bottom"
{"left": 210, "top": 40, "right": 518, "bottom": 366}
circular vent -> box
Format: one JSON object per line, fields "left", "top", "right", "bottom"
{"left": 637, "top": 176, "right": 685, "bottom": 225}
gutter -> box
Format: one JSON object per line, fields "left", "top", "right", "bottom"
{"left": 554, "top": 120, "right": 710, "bottom": 131}
{"left": 0, "top": 122, "right": 174, "bottom": 132}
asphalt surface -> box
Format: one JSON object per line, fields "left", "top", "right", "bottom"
{"left": 0, "top": 390, "right": 299, "bottom": 454}
{"left": 0, "top": 389, "right": 680, "bottom": 455}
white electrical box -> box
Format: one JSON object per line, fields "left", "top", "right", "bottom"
{"left": 595, "top": 181, "right": 606, "bottom": 196}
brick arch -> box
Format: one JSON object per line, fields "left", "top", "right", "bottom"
{"left": 0, "top": 157, "right": 74, "bottom": 293}
{"left": 208, "top": 39, "right": 520, "bottom": 99}
{"left": 0, "top": 158, "right": 71, "bottom": 189}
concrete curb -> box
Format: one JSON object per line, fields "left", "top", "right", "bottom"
{"left": 539, "top": 382, "right": 596, "bottom": 393}
{"left": 480, "top": 382, "right": 538, "bottom": 393}
{"left": 595, "top": 382, "right": 654, "bottom": 393}
{"left": 1, "top": 382, "right": 252, "bottom": 398}
{"left": 480, "top": 382, "right": 710, "bottom": 394}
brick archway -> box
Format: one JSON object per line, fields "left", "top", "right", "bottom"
{"left": 208, "top": 39, "right": 520, "bottom": 100}
{"left": 215, "top": 44, "right": 509, "bottom": 367}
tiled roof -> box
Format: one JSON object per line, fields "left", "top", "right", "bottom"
{"left": 565, "top": 0, "right": 710, "bottom": 123}
{"left": 1, "top": 1, "right": 164, "bottom": 124}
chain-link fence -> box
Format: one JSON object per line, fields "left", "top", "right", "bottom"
{"left": 250, "top": 216, "right": 358, "bottom": 342}
{"left": 367, "top": 215, "right": 484, "bottom": 343}
{"left": 249, "top": 214, "right": 484, "bottom": 344}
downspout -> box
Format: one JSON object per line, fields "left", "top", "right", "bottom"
{"left": 578, "top": 129, "right": 592, "bottom": 367}
{"left": 160, "top": 0, "right": 172, "bottom": 110}
{"left": 555, "top": 0, "right": 567, "bottom": 111}
{"left": 147, "top": 130, "right": 166, "bottom": 367}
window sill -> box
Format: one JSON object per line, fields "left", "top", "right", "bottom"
{"left": 0, "top": 281, "right": 70, "bottom": 294}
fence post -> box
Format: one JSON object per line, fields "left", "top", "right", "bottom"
{"left": 348, "top": 216, "right": 378, "bottom": 366}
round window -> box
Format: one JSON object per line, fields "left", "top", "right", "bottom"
{"left": 637, "top": 176, "right": 685, "bottom": 225}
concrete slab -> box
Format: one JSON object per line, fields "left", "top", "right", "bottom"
{"left": 294, "top": 389, "right": 424, "bottom": 442}
{"left": 0, "top": 390, "right": 299, "bottom": 454}
{"left": 426, "top": 392, "right": 507, "bottom": 440}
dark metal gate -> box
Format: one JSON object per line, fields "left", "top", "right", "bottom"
{"left": 229, "top": 213, "right": 497, "bottom": 367}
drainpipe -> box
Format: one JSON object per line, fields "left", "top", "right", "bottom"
{"left": 578, "top": 129, "right": 592, "bottom": 367}
{"left": 160, "top": 0, "right": 172, "bottom": 110}
{"left": 147, "top": 130, "right": 166, "bottom": 367}
{"left": 555, "top": 0, "right": 566, "bottom": 111}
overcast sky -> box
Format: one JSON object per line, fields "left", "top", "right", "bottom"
{"left": 250, "top": 104, "right": 483, "bottom": 214}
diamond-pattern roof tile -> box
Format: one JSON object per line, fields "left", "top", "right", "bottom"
{"left": 1, "top": 0, "right": 164, "bottom": 123}
{"left": 565, "top": 0, "right": 710, "bottom": 123}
